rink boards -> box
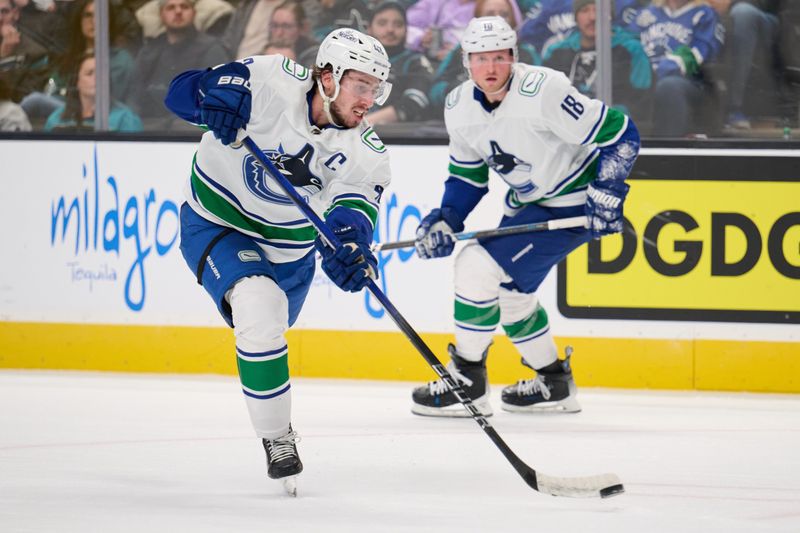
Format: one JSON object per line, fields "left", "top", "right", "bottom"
{"left": 0, "top": 140, "right": 798, "bottom": 392}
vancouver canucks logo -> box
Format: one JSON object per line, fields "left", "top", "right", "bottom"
{"left": 487, "top": 141, "right": 532, "bottom": 175}
{"left": 243, "top": 143, "right": 322, "bottom": 205}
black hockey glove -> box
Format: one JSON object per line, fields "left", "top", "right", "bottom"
{"left": 315, "top": 225, "right": 378, "bottom": 293}
{"left": 198, "top": 62, "right": 252, "bottom": 146}
{"left": 415, "top": 207, "right": 464, "bottom": 259}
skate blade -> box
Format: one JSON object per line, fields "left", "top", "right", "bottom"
{"left": 500, "top": 398, "right": 581, "bottom": 414}
{"left": 411, "top": 400, "right": 493, "bottom": 418}
{"left": 281, "top": 475, "right": 298, "bottom": 497}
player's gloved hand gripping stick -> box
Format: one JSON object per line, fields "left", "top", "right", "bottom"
{"left": 239, "top": 135, "right": 624, "bottom": 499}
{"left": 315, "top": 225, "right": 377, "bottom": 293}
{"left": 414, "top": 207, "right": 464, "bottom": 258}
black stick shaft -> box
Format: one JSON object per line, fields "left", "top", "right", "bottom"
{"left": 241, "top": 136, "right": 543, "bottom": 491}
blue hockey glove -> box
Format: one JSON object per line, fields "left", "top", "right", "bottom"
{"left": 585, "top": 180, "right": 630, "bottom": 239}
{"left": 315, "top": 225, "right": 378, "bottom": 293}
{"left": 198, "top": 62, "right": 252, "bottom": 145}
{"left": 415, "top": 207, "right": 464, "bottom": 259}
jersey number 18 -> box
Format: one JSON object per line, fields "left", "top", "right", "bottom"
{"left": 561, "top": 95, "right": 585, "bottom": 120}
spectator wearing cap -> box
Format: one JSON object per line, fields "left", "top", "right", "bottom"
{"left": 128, "top": 0, "right": 227, "bottom": 121}
{"left": 542, "top": 0, "right": 651, "bottom": 120}
{"left": 366, "top": 1, "right": 435, "bottom": 124}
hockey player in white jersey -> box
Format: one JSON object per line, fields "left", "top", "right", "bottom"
{"left": 164, "top": 28, "right": 393, "bottom": 493}
{"left": 411, "top": 16, "right": 640, "bottom": 417}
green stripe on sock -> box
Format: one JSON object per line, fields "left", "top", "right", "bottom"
{"left": 454, "top": 299, "right": 500, "bottom": 327}
{"left": 237, "top": 352, "right": 290, "bottom": 392}
{"left": 503, "top": 306, "right": 549, "bottom": 340}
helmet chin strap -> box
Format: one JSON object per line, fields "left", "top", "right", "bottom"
{"left": 316, "top": 78, "right": 341, "bottom": 127}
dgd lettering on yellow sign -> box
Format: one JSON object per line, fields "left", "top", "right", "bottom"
{"left": 559, "top": 179, "right": 800, "bottom": 323}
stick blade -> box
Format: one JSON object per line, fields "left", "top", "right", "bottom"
{"left": 535, "top": 472, "right": 624, "bottom": 499}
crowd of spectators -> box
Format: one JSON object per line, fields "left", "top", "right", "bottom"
{"left": 0, "top": 0, "right": 797, "bottom": 137}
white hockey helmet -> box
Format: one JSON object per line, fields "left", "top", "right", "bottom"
{"left": 461, "top": 16, "right": 518, "bottom": 69}
{"left": 315, "top": 27, "right": 392, "bottom": 105}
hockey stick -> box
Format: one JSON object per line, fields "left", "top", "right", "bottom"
{"left": 240, "top": 136, "right": 624, "bottom": 499}
{"left": 373, "top": 216, "right": 589, "bottom": 252}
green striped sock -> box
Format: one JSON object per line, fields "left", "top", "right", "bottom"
{"left": 454, "top": 296, "right": 500, "bottom": 331}
{"left": 503, "top": 306, "right": 550, "bottom": 343}
{"left": 237, "top": 347, "right": 290, "bottom": 398}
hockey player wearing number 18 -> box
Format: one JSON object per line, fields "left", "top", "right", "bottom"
{"left": 411, "top": 16, "right": 640, "bottom": 417}
{"left": 163, "top": 28, "right": 393, "bottom": 494}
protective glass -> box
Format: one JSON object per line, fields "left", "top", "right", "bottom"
{"left": 339, "top": 76, "right": 393, "bottom": 106}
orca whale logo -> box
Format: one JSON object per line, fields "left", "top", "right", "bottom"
{"left": 243, "top": 143, "right": 323, "bottom": 205}
{"left": 487, "top": 141, "right": 532, "bottom": 175}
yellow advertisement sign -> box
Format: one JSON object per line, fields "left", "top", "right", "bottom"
{"left": 560, "top": 179, "right": 800, "bottom": 323}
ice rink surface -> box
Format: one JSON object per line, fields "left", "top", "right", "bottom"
{"left": 1, "top": 370, "right": 799, "bottom": 533}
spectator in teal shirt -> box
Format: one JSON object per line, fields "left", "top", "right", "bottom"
{"left": 45, "top": 54, "right": 142, "bottom": 132}
{"left": 542, "top": 0, "right": 651, "bottom": 121}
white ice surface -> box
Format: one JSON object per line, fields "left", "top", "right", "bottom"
{"left": 1, "top": 371, "right": 799, "bottom": 532}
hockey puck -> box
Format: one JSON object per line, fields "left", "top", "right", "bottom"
{"left": 599, "top": 484, "right": 625, "bottom": 498}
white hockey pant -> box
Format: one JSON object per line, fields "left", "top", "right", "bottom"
{"left": 226, "top": 275, "right": 292, "bottom": 440}
{"left": 454, "top": 243, "right": 558, "bottom": 370}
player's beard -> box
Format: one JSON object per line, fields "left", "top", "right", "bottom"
{"left": 329, "top": 99, "right": 362, "bottom": 129}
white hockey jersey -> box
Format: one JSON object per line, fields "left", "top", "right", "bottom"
{"left": 185, "top": 54, "right": 392, "bottom": 263}
{"left": 444, "top": 63, "right": 628, "bottom": 214}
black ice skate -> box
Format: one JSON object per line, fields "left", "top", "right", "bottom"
{"left": 501, "top": 346, "right": 581, "bottom": 413}
{"left": 411, "top": 344, "right": 492, "bottom": 417}
{"left": 263, "top": 426, "right": 303, "bottom": 496}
